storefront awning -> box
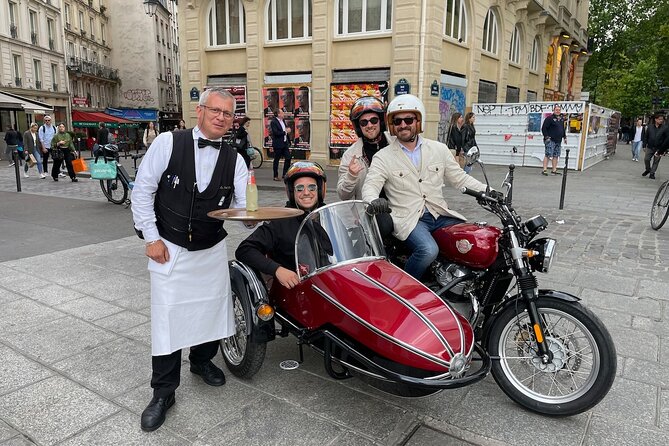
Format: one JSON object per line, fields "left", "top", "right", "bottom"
{"left": 105, "top": 107, "right": 158, "bottom": 122}
{"left": 0, "top": 90, "right": 53, "bottom": 114}
{"left": 72, "top": 110, "right": 139, "bottom": 129}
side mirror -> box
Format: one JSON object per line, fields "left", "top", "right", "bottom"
{"left": 465, "top": 146, "right": 480, "bottom": 166}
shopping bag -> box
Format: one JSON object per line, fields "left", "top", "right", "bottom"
{"left": 27, "top": 153, "right": 37, "bottom": 168}
{"left": 72, "top": 158, "right": 87, "bottom": 173}
{"left": 89, "top": 159, "right": 117, "bottom": 179}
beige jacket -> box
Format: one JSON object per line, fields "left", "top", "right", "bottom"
{"left": 336, "top": 131, "right": 394, "bottom": 200}
{"left": 362, "top": 137, "right": 487, "bottom": 241}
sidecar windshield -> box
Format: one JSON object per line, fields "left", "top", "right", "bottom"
{"left": 295, "top": 201, "right": 386, "bottom": 279}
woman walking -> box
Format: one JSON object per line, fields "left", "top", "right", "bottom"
{"left": 462, "top": 112, "right": 477, "bottom": 174}
{"left": 632, "top": 118, "right": 645, "bottom": 162}
{"left": 23, "top": 123, "right": 46, "bottom": 178}
{"left": 143, "top": 122, "right": 159, "bottom": 149}
{"left": 447, "top": 112, "right": 465, "bottom": 169}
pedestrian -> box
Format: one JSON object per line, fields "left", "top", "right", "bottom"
{"left": 447, "top": 112, "right": 466, "bottom": 169}
{"left": 362, "top": 94, "right": 489, "bottom": 280}
{"left": 143, "top": 122, "right": 159, "bottom": 149}
{"left": 131, "top": 87, "right": 248, "bottom": 432}
{"left": 631, "top": 118, "right": 645, "bottom": 162}
{"left": 230, "top": 116, "right": 252, "bottom": 168}
{"left": 642, "top": 113, "right": 666, "bottom": 180}
{"left": 50, "top": 123, "right": 78, "bottom": 182}
{"left": 176, "top": 119, "right": 186, "bottom": 130}
{"left": 541, "top": 104, "right": 567, "bottom": 176}
{"left": 3, "top": 125, "right": 21, "bottom": 167}
{"left": 270, "top": 108, "right": 292, "bottom": 181}
{"left": 236, "top": 162, "right": 330, "bottom": 289}
{"left": 38, "top": 115, "right": 57, "bottom": 175}
{"left": 97, "top": 122, "right": 109, "bottom": 146}
{"left": 23, "top": 123, "right": 46, "bottom": 178}
{"left": 462, "top": 112, "right": 478, "bottom": 174}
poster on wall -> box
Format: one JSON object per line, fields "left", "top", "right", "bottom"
{"left": 329, "top": 81, "right": 389, "bottom": 160}
{"left": 438, "top": 84, "right": 466, "bottom": 144}
{"left": 262, "top": 86, "right": 311, "bottom": 158}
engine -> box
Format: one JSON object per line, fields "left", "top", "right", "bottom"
{"left": 431, "top": 260, "right": 474, "bottom": 301}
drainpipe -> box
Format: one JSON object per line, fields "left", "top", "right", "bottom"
{"left": 417, "top": 0, "right": 427, "bottom": 97}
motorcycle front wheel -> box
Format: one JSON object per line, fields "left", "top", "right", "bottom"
{"left": 220, "top": 289, "right": 266, "bottom": 379}
{"left": 487, "top": 297, "right": 616, "bottom": 416}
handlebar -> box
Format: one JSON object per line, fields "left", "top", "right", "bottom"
{"left": 460, "top": 187, "right": 501, "bottom": 203}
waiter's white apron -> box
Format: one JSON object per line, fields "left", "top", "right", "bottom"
{"left": 148, "top": 238, "right": 234, "bottom": 356}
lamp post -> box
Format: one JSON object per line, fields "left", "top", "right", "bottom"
{"left": 143, "top": 0, "right": 159, "bottom": 17}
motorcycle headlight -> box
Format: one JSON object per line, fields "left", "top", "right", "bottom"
{"left": 527, "top": 238, "right": 557, "bottom": 273}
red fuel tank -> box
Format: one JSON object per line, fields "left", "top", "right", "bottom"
{"left": 432, "top": 223, "right": 502, "bottom": 269}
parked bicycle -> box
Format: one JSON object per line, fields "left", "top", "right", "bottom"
{"left": 94, "top": 144, "right": 144, "bottom": 207}
{"left": 651, "top": 179, "right": 669, "bottom": 230}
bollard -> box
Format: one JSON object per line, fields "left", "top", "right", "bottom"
{"left": 12, "top": 150, "right": 21, "bottom": 192}
{"left": 558, "top": 148, "right": 570, "bottom": 209}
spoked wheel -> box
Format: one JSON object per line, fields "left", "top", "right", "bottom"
{"left": 250, "top": 147, "right": 263, "bottom": 169}
{"left": 487, "top": 297, "right": 616, "bottom": 416}
{"left": 100, "top": 177, "right": 128, "bottom": 204}
{"left": 650, "top": 180, "right": 669, "bottom": 230}
{"left": 220, "top": 289, "right": 266, "bottom": 378}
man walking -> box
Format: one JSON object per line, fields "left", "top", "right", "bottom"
{"left": 541, "top": 105, "right": 567, "bottom": 176}
{"left": 642, "top": 113, "right": 666, "bottom": 180}
{"left": 38, "top": 115, "right": 57, "bottom": 176}
{"left": 270, "top": 108, "right": 291, "bottom": 181}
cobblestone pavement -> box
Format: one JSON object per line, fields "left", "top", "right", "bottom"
{"left": 0, "top": 152, "right": 668, "bottom": 445}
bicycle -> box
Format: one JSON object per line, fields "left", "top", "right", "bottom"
{"left": 95, "top": 144, "right": 144, "bottom": 207}
{"left": 651, "top": 179, "right": 669, "bottom": 230}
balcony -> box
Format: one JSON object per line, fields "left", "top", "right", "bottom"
{"left": 10, "top": 24, "right": 17, "bottom": 39}
{"left": 15, "top": 77, "right": 22, "bottom": 87}
{"left": 31, "top": 32, "right": 38, "bottom": 45}
{"left": 81, "top": 29, "right": 87, "bottom": 37}
{"left": 88, "top": 0, "right": 93, "bottom": 7}
{"left": 66, "top": 23, "right": 71, "bottom": 30}
{"left": 35, "top": 81, "right": 42, "bottom": 89}
{"left": 67, "top": 56, "right": 120, "bottom": 82}
{"left": 101, "top": 39, "right": 106, "bottom": 46}
{"left": 52, "top": 83, "right": 58, "bottom": 92}
{"left": 49, "top": 38, "right": 55, "bottom": 50}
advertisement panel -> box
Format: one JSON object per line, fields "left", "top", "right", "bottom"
{"left": 262, "top": 86, "right": 310, "bottom": 158}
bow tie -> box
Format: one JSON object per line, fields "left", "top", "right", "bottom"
{"left": 198, "top": 138, "right": 222, "bottom": 150}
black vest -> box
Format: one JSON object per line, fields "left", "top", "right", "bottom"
{"left": 154, "top": 129, "right": 237, "bottom": 251}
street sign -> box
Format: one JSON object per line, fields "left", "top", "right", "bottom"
{"left": 190, "top": 87, "right": 200, "bottom": 101}
{"left": 394, "top": 78, "right": 410, "bottom": 96}
{"left": 430, "top": 80, "right": 439, "bottom": 96}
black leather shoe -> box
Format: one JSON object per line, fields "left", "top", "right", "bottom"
{"left": 71, "top": 178, "right": 78, "bottom": 182}
{"left": 650, "top": 173, "right": 656, "bottom": 179}
{"left": 642, "top": 170, "right": 650, "bottom": 177}
{"left": 190, "top": 360, "right": 226, "bottom": 386}
{"left": 140, "top": 393, "right": 175, "bottom": 432}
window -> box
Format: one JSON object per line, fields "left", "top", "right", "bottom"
{"left": 482, "top": 8, "right": 498, "bottom": 54}
{"left": 529, "top": 36, "right": 540, "bottom": 72}
{"left": 443, "top": 0, "right": 466, "bottom": 42}
{"left": 33, "top": 60, "right": 42, "bottom": 89}
{"left": 90, "top": 18, "right": 95, "bottom": 39}
{"left": 81, "top": 47, "right": 88, "bottom": 61}
{"left": 9, "top": 1, "right": 18, "bottom": 28}
{"left": 68, "top": 41, "right": 75, "bottom": 59}
{"left": 47, "top": 19, "right": 55, "bottom": 49}
{"left": 266, "top": 0, "right": 311, "bottom": 41}
{"left": 51, "top": 63, "right": 59, "bottom": 91}
{"left": 29, "top": 10, "right": 38, "bottom": 44}
{"left": 336, "top": 0, "right": 392, "bottom": 36}
{"left": 207, "top": 0, "right": 246, "bottom": 45}
{"left": 12, "top": 54, "right": 22, "bottom": 86}
{"left": 101, "top": 23, "right": 106, "bottom": 44}
{"left": 79, "top": 10, "right": 85, "bottom": 32}
{"left": 478, "top": 79, "right": 497, "bottom": 103}
{"left": 64, "top": 4, "right": 71, "bottom": 27}
{"left": 509, "top": 25, "right": 521, "bottom": 64}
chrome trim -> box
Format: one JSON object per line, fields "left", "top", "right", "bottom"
{"left": 351, "top": 267, "right": 456, "bottom": 358}
{"left": 311, "top": 284, "right": 454, "bottom": 369}
{"left": 299, "top": 256, "right": 386, "bottom": 281}
{"left": 231, "top": 260, "right": 269, "bottom": 304}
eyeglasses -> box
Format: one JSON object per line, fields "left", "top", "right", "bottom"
{"left": 200, "top": 105, "right": 234, "bottom": 119}
{"left": 294, "top": 184, "right": 318, "bottom": 193}
{"left": 359, "top": 117, "right": 380, "bottom": 127}
{"left": 392, "top": 117, "right": 416, "bottom": 126}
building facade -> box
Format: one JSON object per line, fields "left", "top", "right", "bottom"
{"left": 107, "top": 0, "right": 182, "bottom": 131}
{"left": 178, "top": 0, "right": 589, "bottom": 164}
{"left": 0, "top": 0, "right": 69, "bottom": 127}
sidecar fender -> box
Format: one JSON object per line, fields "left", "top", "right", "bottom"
{"left": 229, "top": 260, "right": 276, "bottom": 343}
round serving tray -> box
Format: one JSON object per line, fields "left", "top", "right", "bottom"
{"left": 208, "top": 207, "right": 304, "bottom": 221}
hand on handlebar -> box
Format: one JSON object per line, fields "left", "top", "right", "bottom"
{"left": 366, "top": 198, "right": 392, "bottom": 216}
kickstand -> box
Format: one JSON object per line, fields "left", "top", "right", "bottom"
{"left": 297, "top": 340, "right": 305, "bottom": 364}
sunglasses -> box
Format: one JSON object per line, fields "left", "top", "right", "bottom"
{"left": 392, "top": 117, "right": 416, "bottom": 126}
{"left": 359, "top": 117, "right": 380, "bottom": 127}
{"left": 294, "top": 183, "right": 318, "bottom": 193}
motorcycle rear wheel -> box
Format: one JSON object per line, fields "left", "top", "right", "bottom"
{"left": 220, "top": 289, "right": 266, "bottom": 379}
{"left": 487, "top": 297, "right": 616, "bottom": 416}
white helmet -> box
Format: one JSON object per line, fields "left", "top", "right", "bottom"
{"left": 386, "top": 94, "right": 426, "bottom": 136}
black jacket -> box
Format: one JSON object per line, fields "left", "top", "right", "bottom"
{"left": 541, "top": 114, "right": 566, "bottom": 143}
{"left": 447, "top": 125, "right": 465, "bottom": 154}
{"left": 3, "top": 129, "right": 22, "bottom": 146}
{"left": 643, "top": 123, "right": 665, "bottom": 150}
{"left": 97, "top": 127, "right": 109, "bottom": 145}
{"left": 270, "top": 117, "right": 290, "bottom": 150}
{"left": 462, "top": 123, "right": 477, "bottom": 150}
{"left": 656, "top": 125, "right": 669, "bottom": 155}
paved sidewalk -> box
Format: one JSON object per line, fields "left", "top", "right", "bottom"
{"left": 1, "top": 152, "right": 668, "bottom": 445}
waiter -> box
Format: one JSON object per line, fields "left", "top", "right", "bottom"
{"left": 131, "top": 87, "right": 248, "bottom": 432}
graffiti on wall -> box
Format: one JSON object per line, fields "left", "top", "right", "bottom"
{"left": 438, "top": 84, "right": 466, "bottom": 144}
{"left": 122, "top": 89, "right": 154, "bottom": 102}
{"left": 474, "top": 102, "right": 585, "bottom": 116}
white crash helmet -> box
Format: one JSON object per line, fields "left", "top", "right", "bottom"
{"left": 386, "top": 94, "right": 426, "bottom": 136}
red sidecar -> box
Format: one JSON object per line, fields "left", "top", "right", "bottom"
{"left": 222, "top": 201, "right": 490, "bottom": 396}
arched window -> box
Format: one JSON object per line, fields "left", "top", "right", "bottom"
{"left": 443, "top": 0, "right": 467, "bottom": 43}
{"left": 207, "top": 0, "right": 245, "bottom": 46}
{"left": 529, "top": 36, "right": 540, "bottom": 72}
{"left": 482, "top": 8, "right": 498, "bottom": 54}
{"left": 266, "top": 0, "right": 312, "bottom": 41}
{"left": 509, "top": 25, "right": 521, "bottom": 64}
{"left": 335, "top": 0, "right": 393, "bottom": 36}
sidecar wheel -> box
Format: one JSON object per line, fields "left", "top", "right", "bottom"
{"left": 487, "top": 297, "right": 616, "bottom": 416}
{"left": 220, "top": 289, "right": 266, "bottom": 379}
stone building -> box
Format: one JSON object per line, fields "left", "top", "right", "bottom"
{"left": 179, "top": 0, "right": 589, "bottom": 164}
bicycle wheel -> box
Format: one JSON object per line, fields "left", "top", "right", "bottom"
{"left": 650, "top": 180, "right": 669, "bottom": 230}
{"left": 250, "top": 147, "right": 263, "bottom": 169}
{"left": 100, "top": 176, "right": 128, "bottom": 205}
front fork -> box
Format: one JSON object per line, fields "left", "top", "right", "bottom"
{"left": 508, "top": 230, "right": 552, "bottom": 362}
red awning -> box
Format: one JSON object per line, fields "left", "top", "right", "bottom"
{"left": 72, "top": 110, "right": 134, "bottom": 125}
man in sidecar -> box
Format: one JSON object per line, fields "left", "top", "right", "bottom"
{"left": 236, "top": 161, "right": 331, "bottom": 289}
{"left": 362, "top": 94, "right": 490, "bottom": 280}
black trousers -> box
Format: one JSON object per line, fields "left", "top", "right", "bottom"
{"left": 51, "top": 150, "right": 76, "bottom": 179}
{"left": 644, "top": 147, "right": 662, "bottom": 174}
{"left": 272, "top": 145, "right": 292, "bottom": 178}
{"left": 150, "top": 340, "right": 220, "bottom": 398}
{"left": 42, "top": 149, "right": 50, "bottom": 173}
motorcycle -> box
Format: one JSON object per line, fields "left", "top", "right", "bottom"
{"left": 221, "top": 148, "right": 616, "bottom": 416}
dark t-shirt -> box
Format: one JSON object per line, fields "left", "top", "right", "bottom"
{"left": 97, "top": 127, "right": 109, "bottom": 145}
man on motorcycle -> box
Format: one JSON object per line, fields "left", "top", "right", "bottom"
{"left": 236, "top": 161, "right": 330, "bottom": 289}
{"left": 362, "top": 94, "right": 489, "bottom": 280}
